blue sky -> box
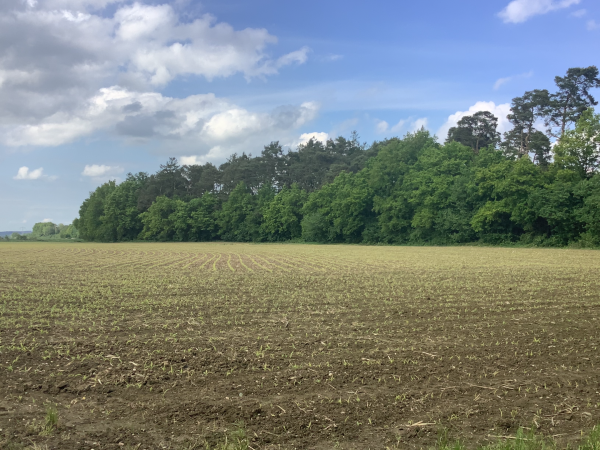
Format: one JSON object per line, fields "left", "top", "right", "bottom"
{"left": 1, "top": 0, "right": 599, "bottom": 230}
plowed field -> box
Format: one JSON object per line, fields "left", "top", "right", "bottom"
{"left": 1, "top": 243, "right": 599, "bottom": 449}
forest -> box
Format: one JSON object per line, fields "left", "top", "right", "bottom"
{"left": 72, "top": 66, "right": 600, "bottom": 247}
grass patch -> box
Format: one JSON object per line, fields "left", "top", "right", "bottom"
{"left": 433, "top": 426, "right": 600, "bottom": 450}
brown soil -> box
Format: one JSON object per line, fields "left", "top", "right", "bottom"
{"left": 0, "top": 243, "right": 599, "bottom": 449}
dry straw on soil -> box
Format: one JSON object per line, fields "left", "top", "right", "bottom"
{"left": 0, "top": 242, "right": 599, "bottom": 449}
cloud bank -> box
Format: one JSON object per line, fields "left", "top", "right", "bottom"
{"left": 0, "top": 0, "right": 314, "bottom": 159}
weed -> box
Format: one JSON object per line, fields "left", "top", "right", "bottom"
{"left": 39, "top": 404, "right": 58, "bottom": 436}
{"left": 208, "top": 422, "right": 249, "bottom": 450}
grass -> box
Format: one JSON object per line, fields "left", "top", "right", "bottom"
{"left": 40, "top": 404, "right": 58, "bottom": 435}
{"left": 209, "top": 422, "right": 249, "bottom": 450}
{"left": 432, "top": 426, "right": 600, "bottom": 450}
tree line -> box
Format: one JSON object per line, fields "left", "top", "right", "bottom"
{"left": 74, "top": 66, "right": 600, "bottom": 246}
{"left": 2, "top": 222, "right": 79, "bottom": 241}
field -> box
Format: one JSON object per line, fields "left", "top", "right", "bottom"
{"left": 1, "top": 242, "right": 600, "bottom": 449}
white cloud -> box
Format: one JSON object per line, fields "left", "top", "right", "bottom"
{"left": 113, "top": 4, "right": 310, "bottom": 86}
{"left": 179, "top": 155, "right": 202, "bottom": 165}
{"left": 0, "top": 1, "right": 313, "bottom": 154}
{"left": 14, "top": 166, "right": 44, "bottom": 180}
{"left": 376, "top": 117, "right": 424, "bottom": 135}
{"left": 391, "top": 119, "right": 407, "bottom": 133}
{"left": 571, "top": 9, "right": 587, "bottom": 17}
{"left": 299, "top": 132, "right": 329, "bottom": 145}
{"left": 587, "top": 20, "right": 600, "bottom": 30}
{"left": 41, "top": 218, "right": 53, "bottom": 223}
{"left": 41, "top": 0, "right": 123, "bottom": 9}
{"left": 493, "top": 70, "right": 533, "bottom": 90}
{"left": 376, "top": 120, "right": 389, "bottom": 134}
{"left": 493, "top": 77, "right": 513, "bottom": 90}
{"left": 323, "top": 54, "right": 343, "bottom": 62}
{"left": 196, "top": 146, "right": 228, "bottom": 163}
{"left": 410, "top": 118, "right": 428, "bottom": 132}
{"left": 281, "top": 131, "right": 330, "bottom": 153}
{"left": 499, "top": 0, "right": 580, "bottom": 23}
{"left": 2, "top": 86, "right": 320, "bottom": 157}
{"left": 82, "top": 164, "right": 124, "bottom": 177}
{"left": 275, "top": 47, "right": 311, "bottom": 69}
{"left": 437, "top": 101, "right": 512, "bottom": 142}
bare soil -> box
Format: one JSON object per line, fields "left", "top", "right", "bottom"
{"left": 0, "top": 243, "right": 599, "bottom": 449}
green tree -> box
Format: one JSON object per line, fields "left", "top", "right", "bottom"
{"left": 547, "top": 66, "right": 600, "bottom": 138}
{"left": 574, "top": 174, "right": 600, "bottom": 245}
{"left": 32, "top": 222, "right": 57, "bottom": 238}
{"left": 367, "top": 130, "right": 438, "bottom": 243}
{"left": 405, "top": 141, "right": 478, "bottom": 243}
{"left": 527, "top": 180, "right": 584, "bottom": 246}
{"left": 302, "top": 171, "right": 373, "bottom": 243}
{"left": 554, "top": 108, "right": 600, "bottom": 179}
{"left": 287, "top": 134, "right": 367, "bottom": 192}
{"left": 137, "top": 158, "right": 186, "bottom": 211}
{"left": 529, "top": 130, "right": 552, "bottom": 169}
{"left": 184, "top": 163, "right": 221, "bottom": 198}
{"left": 59, "top": 224, "right": 79, "bottom": 239}
{"left": 74, "top": 181, "right": 117, "bottom": 241}
{"left": 446, "top": 111, "right": 500, "bottom": 154}
{"left": 219, "top": 153, "right": 262, "bottom": 195}
{"left": 261, "top": 184, "right": 307, "bottom": 241}
{"left": 471, "top": 157, "right": 545, "bottom": 243}
{"left": 138, "top": 196, "right": 181, "bottom": 241}
{"left": 101, "top": 173, "right": 147, "bottom": 241}
{"left": 502, "top": 90, "right": 550, "bottom": 158}
{"left": 188, "top": 194, "right": 220, "bottom": 241}
{"left": 218, "top": 182, "right": 259, "bottom": 242}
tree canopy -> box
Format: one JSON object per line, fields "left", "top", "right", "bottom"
{"left": 73, "top": 66, "right": 600, "bottom": 248}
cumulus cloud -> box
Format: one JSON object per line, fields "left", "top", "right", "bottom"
{"left": 71, "top": 89, "right": 322, "bottom": 162}
{"left": 571, "top": 8, "right": 586, "bottom": 17}
{"left": 41, "top": 218, "right": 54, "bottom": 223}
{"left": 14, "top": 166, "right": 44, "bottom": 180}
{"left": 275, "top": 131, "right": 330, "bottom": 155}
{"left": 376, "top": 120, "right": 389, "bottom": 134}
{"left": 410, "top": 118, "right": 428, "bottom": 132}
{"left": 1, "top": 2, "right": 307, "bottom": 88}
{"left": 82, "top": 164, "right": 124, "bottom": 177}
{"left": 2, "top": 80, "right": 319, "bottom": 152}
{"left": 39, "top": 0, "right": 124, "bottom": 9}
{"left": 179, "top": 155, "right": 203, "bottom": 166}
{"left": 0, "top": 1, "right": 314, "bottom": 156}
{"left": 498, "top": 0, "right": 580, "bottom": 23}
{"left": 298, "top": 132, "right": 329, "bottom": 145}
{"left": 437, "top": 101, "right": 512, "bottom": 143}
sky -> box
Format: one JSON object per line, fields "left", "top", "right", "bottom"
{"left": 1, "top": 0, "right": 599, "bottom": 230}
